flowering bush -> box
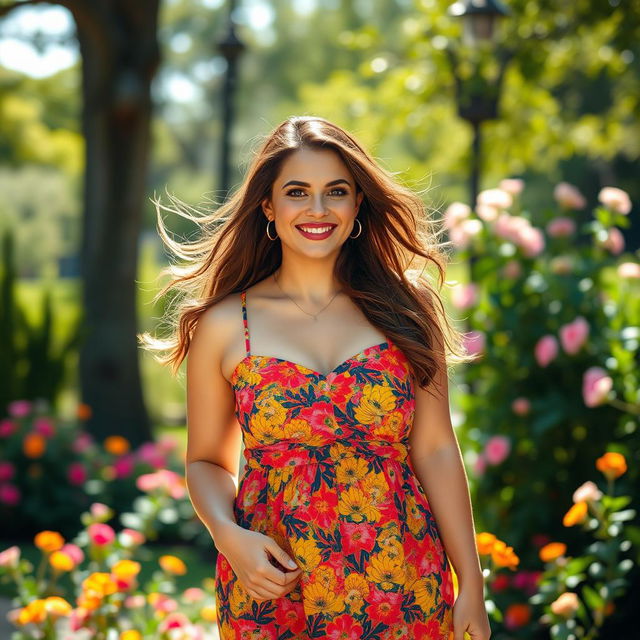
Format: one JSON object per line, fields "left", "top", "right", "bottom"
{"left": 532, "top": 452, "right": 635, "bottom": 639}
{"left": 445, "top": 181, "right": 638, "bottom": 635}
{"left": 0, "top": 471, "right": 219, "bottom": 640}
{"left": 0, "top": 399, "right": 206, "bottom": 546}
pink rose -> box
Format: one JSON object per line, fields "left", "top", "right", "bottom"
{"left": 7, "top": 400, "right": 32, "bottom": 418}
{"left": 158, "top": 612, "right": 190, "bottom": 633}
{"left": 484, "top": 435, "right": 511, "bottom": 465}
{"left": 499, "top": 178, "right": 525, "bottom": 196}
{"left": 546, "top": 217, "right": 576, "bottom": 237}
{"left": 535, "top": 335, "right": 558, "bottom": 367}
{"left": 113, "top": 454, "right": 136, "bottom": 479}
{"left": 0, "top": 545, "right": 20, "bottom": 569}
{"left": 444, "top": 202, "right": 471, "bottom": 229}
{"left": 511, "top": 397, "right": 531, "bottom": 416}
{"left": 0, "top": 484, "right": 21, "bottom": 506}
{"left": 582, "top": 367, "right": 612, "bottom": 408}
{"left": 451, "top": 283, "right": 479, "bottom": 310}
{"left": 618, "top": 262, "right": 640, "bottom": 279}
{"left": 0, "top": 461, "right": 15, "bottom": 482}
{"left": 572, "top": 481, "right": 603, "bottom": 504}
{"left": 90, "top": 502, "right": 112, "bottom": 520}
{"left": 119, "top": 528, "right": 146, "bottom": 547}
{"left": 601, "top": 227, "right": 625, "bottom": 255}
{"left": 124, "top": 594, "right": 147, "bottom": 608}
{"left": 137, "top": 469, "right": 186, "bottom": 499}
{"left": 88, "top": 523, "right": 116, "bottom": 546}
{"left": 137, "top": 443, "right": 167, "bottom": 470}
{"left": 517, "top": 225, "right": 545, "bottom": 257}
{"left": 61, "top": 543, "right": 84, "bottom": 566}
{"left": 182, "top": 587, "right": 206, "bottom": 603}
{"left": 67, "top": 462, "right": 87, "bottom": 486}
{"left": 598, "top": 186, "right": 632, "bottom": 215}
{"left": 476, "top": 203, "right": 500, "bottom": 221}
{"left": 553, "top": 182, "right": 586, "bottom": 210}
{"left": 477, "top": 188, "right": 513, "bottom": 211}
{"left": 449, "top": 218, "right": 483, "bottom": 249}
{"left": 559, "top": 317, "right": 589, "bottom": 355}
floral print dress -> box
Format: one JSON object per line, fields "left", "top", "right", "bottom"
{"left": 214, "top": 290, "right": 455, "bottom": 639}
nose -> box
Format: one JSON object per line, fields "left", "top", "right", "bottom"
{"left": 308, "top": 193, "right": 328, "bottom": 214}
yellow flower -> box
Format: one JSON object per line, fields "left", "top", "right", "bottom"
{"left": 104, "top": 435, "right": 130, "bottom": 456}
{"left": 255, "top": 395, "right": 287, "bottom": 425}
{"left": 82, "top": 572, "right": 118, "bottom": 598}
{"left": 17, "top": 599, "right": 47, "bottom": 625}
{"left": 338, "top": 486, "right": 381, "bottom": 523}
{"left": 596, "top": 452, "right": 627, "bottom": 480}
{"left": 49, "top": 551, "right": 74, "bottom": 572}
{"left": 360, "top": 472, "right": 389, "bottom": 504}
{"left": 413, "top": 576, "right": 437, "bottom": 614}
{"left": 539, "top": 542, "right": 567, "bottom": 563}
{"left": 291, "top": 538, "right": 322, "bottom": 573}
{"left": 159, "top": 555, "right": 187, "bottom": 575}
{"left": 354, "top": 384, "right": 397, "bottom": 425}
{"left": 336, "top": 456, "right": 370, "bottom": 486}
{"left": 366, "top": 552, "right": 406, "bottom": 590}
{"left": 314, "top": 566, "right": 338, "bottom": 591}
{"left": 476, "top": 532, "right": 497, "bottom": 555}
{"left": 563, "top": 501, "right": 588, "bottom": 527}
{"left": 372, "top": 411, "right": 404, "bottom": 439}
{"left": 44, "top": 597, "right": 72, "bottom": 617}
{"left": 405, "top": 493, "right": 425, "bottom": 536}
{"left": 199, "top": 605, "right": 217, "bottom": 622}
{"left": 120, "top": 631, "right": 142, "bottom": 640}
{"left": 112, "top": 559, "right": 142, "bottom": 579}
{"left": 34, "top": 531, "right": 65, "bottom": 553}
{"left": 304, "top": 581, "right": 344, "bottom": 616}
{"left": 77, "top": 594, "right": 102, "bottom": 611}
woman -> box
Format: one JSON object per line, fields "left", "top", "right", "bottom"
{"left": 140, "top": 116, "right": 490, "bottom": 640}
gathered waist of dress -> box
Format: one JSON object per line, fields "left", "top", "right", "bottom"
{"left": 242, "top": 439, "right": 411, "bottom": 472}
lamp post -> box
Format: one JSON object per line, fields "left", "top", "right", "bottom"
{"left": 217, "top": 0, "right": 245, "bottom": 200}
{"left": 446, "top": 0, "right": 511, "bottom": 210}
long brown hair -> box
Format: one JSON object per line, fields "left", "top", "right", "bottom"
{"left": 138, "top": 115, "right": 475, "bottom": 394}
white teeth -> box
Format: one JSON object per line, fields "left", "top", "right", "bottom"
{"left": 299, "top": 226, "right": 334, "bottom": 234}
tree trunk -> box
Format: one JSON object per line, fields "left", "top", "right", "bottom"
{"left": 75, "top": 1, "right": 160, "bottom": 446}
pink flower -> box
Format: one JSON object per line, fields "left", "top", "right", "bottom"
{"left": 518, "top": 225, "right": 545, "bottom": 257}
{"left": 87, "top": 523, "right": 116, "bottom": 546}
{"left": 33, "top": 417, "right": 55, "bottom": 438}
{"left": 150, "top": 594, "right": 179, "bottom": 614}
{"left": 550, "top": 592, "right": 580, "bottom": 617}
{"left": 476, "top": 203, "right": 500, "bottom": 222}
{"left": 157, "top": 435, "right": 179, "bottom": 454}
{"left": 499, "top": 178, "right": 525, "bottom": 196}
{"left": 69, "top": 608, "right": 90, "bottom": 631}
{"left": 0, "top": 419, "right": 17, "bottom": 438}
{"left": 0, "top": 462, "right": 15, "bottom": 482}
{"left": 449, "top": 218, "right": 483, "bottom": 249}
{"left": 572, "top": 481, "right": 603, "bottom": 504}
{"left": 546, "top": 217, "right": 576, "bottom": 237}
{"left": 601, "top": 227, "right": 625, "bottom": 255}
{"left": 136, "top": 469, "right": 186, "bottom": 499}
{"left": 582, "top": 367, "right": 613, "bottom": 408}
{"left": 511, "top": 397, "right": 531, "bottom": 416}
{"left": 443, "top": 202, "right": 471, "bottom": 229}
{"left": 484, "top": 435, "right": 511, "bottom": 465}
{"left": 0, "top": 545, "right": 20, "bottom": 569}
{"left": 124, "top": 594, "right": 147, "bottom": 608}
{"left": 137, "top": 442, "right": 167, "bottom": 469}
{"left": 462, "top": 330, "right": 485, "bottom": 357}
{"left": 0, "top": 484, "right": 21, "bottom": 506}
{"left": 477, "top": 188, "right": 513, "bottom": 211}
{"left": 618, "top": 262, "right": 640, "bottom": 278}
{"left": 113, "top": 454, "right": 136, "bottom": 479}
{"left": 67, "top": 462, "right": 87, "bottom": 486}
{"left": 7, "top": 400, "right": 32, "bottom": 418}
{"left": 512, "top": 570, "right": 541, "bottom": 595}
{"left": 119, "top": 528, "right": 146, "bottom": 548}
{"left": 158, "top": 612, "right": 190, "bottom": 633}
{"left": 494, "top": 213, "right": 527, "bottom": 242}
{"left": 61, "top": 543, "right": 84, "bottom": 566}
{"left": 553, "top": 182, "right": 586, "bottom": 210}
{"left": 598, "top": 186, "right": 632, "bottom": 215}
{"left": 559, "top": 316, "right": 589, "bottom": 355}
{"left": 535, "top": 335, "right": 558, "bottom": 367}
{"left": 182, "top": 587, "right": 206, "bottom": 603}
{"left": 72, "top": 432, "right": 94, "bottom": 454}
{"left": 451, "top": 283, "right": 479, "bottom": 310}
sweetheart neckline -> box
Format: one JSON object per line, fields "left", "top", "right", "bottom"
{"left": 230, "top": 340, "right": 392, "bottom": 386}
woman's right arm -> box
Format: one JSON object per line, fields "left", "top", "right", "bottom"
{"left": 184, "top": 303, "right": 244, "bottom": 555}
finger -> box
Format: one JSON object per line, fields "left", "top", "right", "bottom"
{"left": 264, "top": 539, "right": 298, "bottom": 571}
{"left": 453, "top": 621, "right": 467, "bottom": 640}
{"left": 244, "top": 580, "right": 281, "bottom": 601}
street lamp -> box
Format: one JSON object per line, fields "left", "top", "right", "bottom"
{"left": 217, "top": 0, "right": 246, "bottom": 200}
{"left": 446, "top": 0, "right": 512, "bottom": 210}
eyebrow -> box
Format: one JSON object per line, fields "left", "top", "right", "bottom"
{"left": 281, "top": 178, "right": 352, "bottom": 189}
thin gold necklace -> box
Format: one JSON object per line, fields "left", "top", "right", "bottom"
{"left": 273, "top": 271, "right": 342, "bottom": 322}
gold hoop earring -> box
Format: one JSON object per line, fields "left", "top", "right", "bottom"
{"left": 349, "top": 218, "right": 362, "bottom": 239}
{"left": 266, "top": 219, "right": 278, "bottom": 241}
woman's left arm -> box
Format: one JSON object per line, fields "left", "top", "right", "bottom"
{"left": 408, "top": 337, "right": 491, "bottom": 640}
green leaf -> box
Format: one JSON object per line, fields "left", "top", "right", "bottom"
{"left": 582, "top": 584, "right": 604, "bottom": 610}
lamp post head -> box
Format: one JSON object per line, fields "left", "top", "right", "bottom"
{"left": 448, "top": 0, "right": 511, "bottom": 45}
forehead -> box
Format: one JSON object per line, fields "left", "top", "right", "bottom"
{"left": 274, "top": 147, "right": 354, "bottom": 185}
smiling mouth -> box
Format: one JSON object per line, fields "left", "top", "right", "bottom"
{"left": 295, "top": 224, "right": 337, "bottom": 239}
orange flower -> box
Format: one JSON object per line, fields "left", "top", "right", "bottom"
{"left": 77, "top": 593, "right": 102, "bottom": 611}
{"left": 82, "top": 572, "right": 118, "bottom": 598}
{"left": 563, "top": 501, "right": 588, "bottom": 527}
{"left": 34, "top": 531, "right": 65, "bottom": 553}
{"left": 539, "top": 542, "right": 567, "bottom": 563}
{"left": 476, "top": 532, "right": 497, "bottom": 555}
{"left": 44, "top": 597, "right": 72, "bottom": 617}
{"left": 49, "top": 551, "right": 75, "bottom": 572}
{"left": 104, "top": 435, "right": 130, "bottom": 456}
{"left": 120, "top": 631, "right": 142, "bottom": 640}
{"left": 596, "top": 452, "right": 627, "bottom": 480}
{"left": 17, "top": 599, "right": 47, "bottom": 625}
{"left": 112, "top": 560, "right": 141, "bottom": 580}
{"left": 200, "top": 605, "right": 217, "bottom": 622}
{"left": 491, "top": 540, "right": 520, "bottom": 569}
{"left": 159, "top": 555, "right": 187, "bottom": 575}
{"left": 77, "top": 403, "right": 92, "bottom": 420}
{"left": 23, "top": 433, "right": 46, "bottom": 458}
